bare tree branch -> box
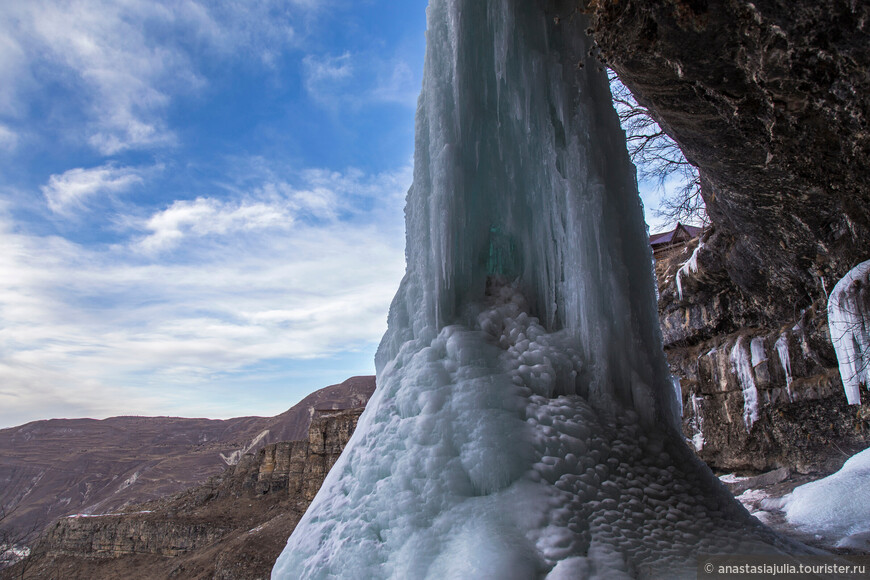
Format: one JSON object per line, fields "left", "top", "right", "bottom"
{"left": 608, "top": 70, "right": 708, "bottom": 227}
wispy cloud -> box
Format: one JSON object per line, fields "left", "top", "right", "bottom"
{"left": 0, "top": 163, "right": 410, "bottom": 427}
{"left": 0, "top": 0, "right": 318, "bottom": 155}
{"left": 42, "top": 164, "right": 144, "bottom": 215}
{"left": 0, "top": 125, "right": 17, "bottom": 151}
{"left": 303, "top": 51, "right": 420, "bottom": 109}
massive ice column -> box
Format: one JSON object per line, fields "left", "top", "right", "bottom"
{"left": 274, "top": 1, "right": 803, "bottom": 577}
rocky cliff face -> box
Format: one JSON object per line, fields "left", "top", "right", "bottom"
{"left": 657, "top": 232, "right": 870, "bottom": 472}
{"left": 567, "top": 0, "right": 870, "bottom": 471}
{"left": 0, "top": 376, "right": 374, "bottom": 549}
{"left": 586, "top": 0, "right": 870, "bottom": 322}
{"left": 7, "top": 408, "right": 364, "bottom": 580}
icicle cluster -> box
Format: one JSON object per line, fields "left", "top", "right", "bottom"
{"left": 774, "top": 333, "right": 794, "bottom": 401}
{"left": 675, "top": 239, "right": 702, "bottom": 301}
{"left": 827, "top": 260, "right": 870, "bottom": 405}
{"left": 729, "top": 336, "right": 759, "bottom": 431}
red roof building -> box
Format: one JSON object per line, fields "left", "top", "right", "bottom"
{"left": 649, "top": 222, "right": 703, "bottom": 259}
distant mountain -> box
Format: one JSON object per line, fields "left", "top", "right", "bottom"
{"left": 9, "top": 407, "right": 366, "bottom": 580}
{"left": 0, "top": 376, "right": 375, "bottom": 543}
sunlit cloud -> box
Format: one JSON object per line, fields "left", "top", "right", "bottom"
{"left": 42, "top": 164, "right": 144, "bottom": 215}
{"left": 0, "top": 125, "right": 17, "bottom": 151}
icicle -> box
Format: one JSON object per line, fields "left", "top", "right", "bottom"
{"left": 774, "top": 333, "right": 794, "bottom": 401}
{"left": 730, "top": 336, "right": 759, "bottom": 431}
{"left": 750, "top": 337, "right": 767, "bottom": 367}
{"left": 827, "top": 260, "right": 870, "bottom": 404}
{"left": 690, "top": 393, "right": 705, "bottom": 451}
{"left": 675, "top": 239, "right": 702, "bottom": 301}
{"left": 671, "top": 375, "right": 683, "bottom": 418}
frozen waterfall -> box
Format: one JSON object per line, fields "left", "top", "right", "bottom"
{"left": 273, "top": 1, "right": 803, "bottom": 577}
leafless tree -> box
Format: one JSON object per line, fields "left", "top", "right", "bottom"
{"left": 608, "top": 70, "right": 708, "bottom": 227}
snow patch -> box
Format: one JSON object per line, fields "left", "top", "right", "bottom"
{"left": 221, "top": 429, "right": 270, "bottom": 466}
{"left": 718, "top": 473, "right": 749, "bottom": 484}
{"left": 67, "top": 510, "right": 152, "bottom": 518}
{"left": 774, "top": 447, "right": 870, "bottom": 544}
{"left": 116, "top": 471, "right": 140, "bottom": 492}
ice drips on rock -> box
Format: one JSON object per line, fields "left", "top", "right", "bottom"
{"left": 828, "top": 259, "right": 870, "bottom": 404}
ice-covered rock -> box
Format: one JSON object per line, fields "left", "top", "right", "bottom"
{"left": 827, "top": 260, "right": 870, "bottom": 404}
{"left": 774, "top": 333, "right": 794, "bottom": 401}
{"left": 675, "top": 240, "right": 702, "bottom": 301}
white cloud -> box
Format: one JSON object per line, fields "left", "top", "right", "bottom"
{"left": 42, "top": 164, "right": 144, "bottom": 215}
{"left": 137, "top": 197, "right": 295, "bottom": 253}
{"left": 0, "top": 125, "right": 17, "bottom": 151}
{"left": 0, "top": 0, "right": 318, "bottom": 154}
{"left": 134, "top": 164, "right": 407, "bottom": 253}
{"left": 303, "top": 52, "right": 419, "bottom": 109}
{"left": 0, "top": 163, "right": 410, "bottom": 427}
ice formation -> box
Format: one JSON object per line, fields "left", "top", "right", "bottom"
{"left": 750, "top": 337, "right": 767, "bottom": 368}
{"left": 770, "top": 447, "right": 870, "bottom": 547}
{"left": 774, "top": 333, "right": 794, "bottom": 400}
{"left": 675, "top": 240, "right": 701, "bottom": 301}
{"left": 689, "top": 393, "right": 705, "bottom": 452}
{"left": 273, "top": 1, "right": 803, "bottom": 577}
{"left": 827, "top": 259, "right": 870, "bottom": 404}
{"left": 729, "top": 336, "right": 759, "bottom": 431}
{"left": 671, "top": 375, "right": 683, "bottom": 417}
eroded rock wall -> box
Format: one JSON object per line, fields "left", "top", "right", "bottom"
{"left": 586, "top": 0, "right": 870, "bottom": 321}
{"left": 658, "top": 233, "right": 870, "bottom": 472}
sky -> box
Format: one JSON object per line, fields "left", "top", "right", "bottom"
{"left": 0, "top": 0, "right": 673, "bottom": 429}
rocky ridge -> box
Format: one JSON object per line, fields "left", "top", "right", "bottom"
{"left": 4, "top": 407, "right": 364, "bottom": 580}
{"left": 562, "top": 0, "right": 870, "bottom": 470}
{"left": 0, "top": 376, "right": 374, "bottom": 546}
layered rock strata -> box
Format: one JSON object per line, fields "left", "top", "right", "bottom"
{"left": 658, "top": 233, "right": 870, "bottom": 472}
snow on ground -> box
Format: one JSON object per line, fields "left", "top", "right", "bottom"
{"left": 66, "top": 510, "right": 152, "bottom": 518}
{"left": 763, "top": 447, "right": 870, "bottom": 549}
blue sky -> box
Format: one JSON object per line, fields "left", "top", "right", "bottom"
{"left": 0, "top": 0, "right": 673, "bottom": 428}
